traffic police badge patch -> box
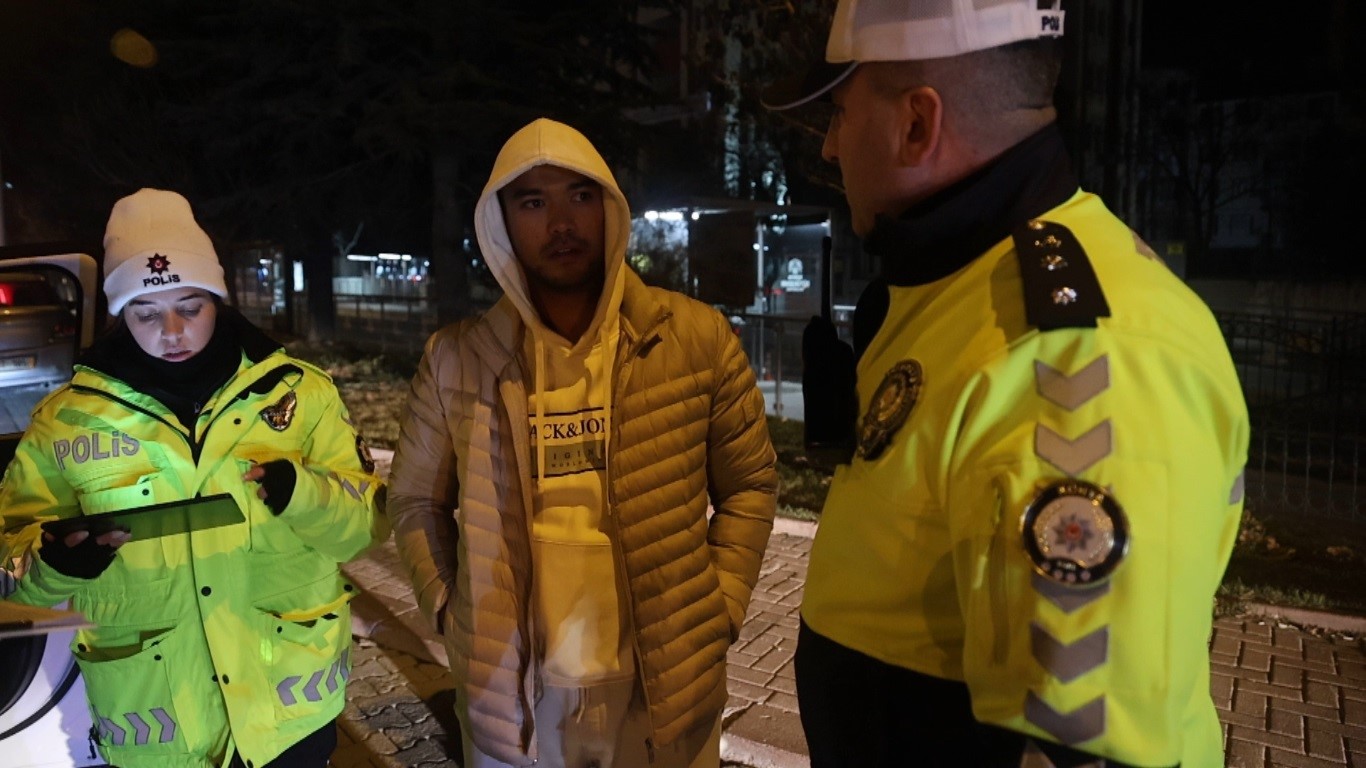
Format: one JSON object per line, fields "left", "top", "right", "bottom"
{"left": 261, "top": 391, "right": 297, "bottom": 431}
{"left": 856, "top": 360, "right": 922, "bottom": 461}
{"left": 1021, "top": 479, "right": 1129, "bottom": 587}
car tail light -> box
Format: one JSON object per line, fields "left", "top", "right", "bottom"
{"left": 0, "top": 283, "right": 14, "bottom": 306}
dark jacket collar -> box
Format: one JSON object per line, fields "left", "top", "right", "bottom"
{"left": 864, "top": 123, "right": 1080, "bottom": 287}
{"left": 78, "top": 306, "right": 281, "bottom": 377}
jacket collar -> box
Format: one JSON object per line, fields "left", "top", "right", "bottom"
{"left": 865, "top": 123, "right": 1080, "bottom": 287}
{"left": 470, "top": 270, "right": 669, "bottom": 374}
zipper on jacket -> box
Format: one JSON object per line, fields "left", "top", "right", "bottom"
{"left": 602, "top": 317, "right": 669, "bottom": 749}
{"left": 70, "top": 384, "right": 192, "bottom": 449}
{"left": 192, "top": 363, "right": 301, "bottom": 463}
{"left": 73, "top": 362, "right": 299, "bottom": 466}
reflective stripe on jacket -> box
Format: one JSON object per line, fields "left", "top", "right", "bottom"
{"left": 803, "top": 191, "right": 1249, "bottom": 766}
{"left": 0, "top": 348, "right": 387, "bottom": 768}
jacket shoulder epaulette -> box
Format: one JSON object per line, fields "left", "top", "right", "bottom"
{"left": 1012, "top": 219, "right": 1111, "bottom": 331}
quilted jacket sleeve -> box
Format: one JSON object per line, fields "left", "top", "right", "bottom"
{"left": 703, "top": 310, "right": 779, "bottom": 637}
{"left": 386, "top": 326, "right": 465, "bottom": 633}
{"left": 275, "top": 369, "right": 390, "bottom": 563}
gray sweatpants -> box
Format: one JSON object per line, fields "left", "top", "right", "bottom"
{"left": 459, "top": 676, "right": 721, "bottom": 768}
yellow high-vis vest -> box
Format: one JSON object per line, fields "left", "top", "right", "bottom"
{"left": 802, "top": 191, "right": 1249, "bottom": 766}
{"left": 0, "top": 348, "right": 387, "bottom": 768}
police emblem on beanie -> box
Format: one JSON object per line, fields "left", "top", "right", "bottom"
{"left": 102, "top": 188, "right": 229, "bottom": 315}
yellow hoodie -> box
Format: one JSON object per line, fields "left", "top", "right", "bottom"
{"left": 474, "top": 118, "right": 632, "bottom": 686}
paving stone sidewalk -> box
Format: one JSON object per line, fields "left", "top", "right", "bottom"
{"left": 334, "top": 524, "right": 1365, "bottom": 768}
{"left": 333, "top": 454, "right": 1366, "bottom": 767}
{"left": 332, "top": 524, "right": 815, "bottom": 768}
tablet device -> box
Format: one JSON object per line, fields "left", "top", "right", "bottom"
{"left": 40, "top": 493, "right": 244, "bottom": 542}
{"left": 0, "top": 601, "right": 93, "bottom": 639}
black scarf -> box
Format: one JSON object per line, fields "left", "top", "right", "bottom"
{"left": 80, "top": 308, "right": 280, "bottom": 431}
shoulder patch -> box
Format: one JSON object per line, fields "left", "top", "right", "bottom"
{"left": 1013, "top": 220, "right": 1111, "bottom": 331}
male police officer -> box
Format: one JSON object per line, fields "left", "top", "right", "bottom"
{"left": 768, "top": 1, "right": 1250, "bottom": 765}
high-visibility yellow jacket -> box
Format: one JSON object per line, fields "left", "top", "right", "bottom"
{"left": 802, "top": 190, "right": 1249, "bottom": 766}
{"left": 0, "top": 333, "right": 387, "bottom": 768}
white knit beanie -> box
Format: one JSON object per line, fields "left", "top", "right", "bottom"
{"left": 102, "top": 188, "right": 229, "bottom": 315}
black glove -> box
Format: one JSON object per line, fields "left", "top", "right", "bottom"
{"left": 801, "top": 315, "right": 858, "bottom": 465}
{"left": 40, "top": 530, "right": 122, "bottom": 580}
{"left": 255, "top": 459, "right": 298, "bottom": 516}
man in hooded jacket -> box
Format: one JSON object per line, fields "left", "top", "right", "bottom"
{"left": 385, "top": 118, "right": 779, "bottom": 768}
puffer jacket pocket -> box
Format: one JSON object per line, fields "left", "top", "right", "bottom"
{"left": 252, "top": 565, "right": 356, "bottom": 721}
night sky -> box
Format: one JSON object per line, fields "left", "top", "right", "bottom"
{"left": 1141, "top": 0, "right": 1363, "bottom": 97}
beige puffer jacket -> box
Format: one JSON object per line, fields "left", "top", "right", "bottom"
{"left": 386, "top": 269, "right": 778, "bottom": 764}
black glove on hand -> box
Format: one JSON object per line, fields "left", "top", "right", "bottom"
{"left": 40, "top": 530, "right": 121, "bottom": 580}
{"left": 256, "top": 459, "right": 298, "bottom": 516}
{"left": 802, "top": 315, "right": 858, "bottom": 465}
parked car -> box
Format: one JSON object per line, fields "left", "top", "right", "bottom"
{"left": 0, "top": 247, "right": 104, "bottom": 768}
{"left": 0, "top": 271, "right": 78, "bottom": 389}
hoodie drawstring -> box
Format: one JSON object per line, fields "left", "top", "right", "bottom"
{"left": 534, "top": 333, "right": 547, "bottom": 485}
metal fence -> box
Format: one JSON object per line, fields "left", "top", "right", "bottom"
{"left": 257, "top": 292, "right": 1366, "bottom": 520}
{"left": 1217, "top": 310, "right": 1365, "bottom": 520}
{"left": 732, "top": 310, "right": 1366, "bottom": 520}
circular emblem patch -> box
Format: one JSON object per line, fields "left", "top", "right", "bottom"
{"left": 856, "top": 360, "right": 922, "bottom": 461}
{"left": 1021, "top": 479, "right": 1129, "bottom": 587}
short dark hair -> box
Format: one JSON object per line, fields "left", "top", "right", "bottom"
{"left": 867, "top": 38, "right": 1062, "bottom": 148}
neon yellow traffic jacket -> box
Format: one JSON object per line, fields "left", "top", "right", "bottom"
{"left": 803, "top": 188, "right": 1249, "bottom": 766}
{"left": 0, "top": 325, "right": 387, "bottom": 768}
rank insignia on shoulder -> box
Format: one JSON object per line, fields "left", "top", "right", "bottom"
{"left": 856, "top": 360, "right": 922, "bottom": 461}
{"left": 1013, "top": 220, "right": 1111, "bottom": 331}
{"left": 356, "top": 435, "right": 376, "bottom": 474}
{"left": 1021, "top": 479, "right": 1129, "bottom": 587}
{"left": 260, "top": 391, "right": 297, "bottom": 431}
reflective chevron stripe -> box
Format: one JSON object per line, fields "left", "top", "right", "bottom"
{"left": 339, "top": 477, "right": 361, "bottom": 500}
{"left": 332, "top": 476, "right": 372, "bottom": 500}
{"left": 327, "top": 658, "right": 342, "bottom": 694}
{"left": 99, "top": 716, "right": 126, "bottom": 746}
{"left": 277, "top": 647, "right": 350, "bottom": 706}
{"left": 1033, "top": 574, "right": 1110, "bottom": 613}
{"left": 1035, "top": 357, "right": 1110, "bottom": 411}
{"left": 1020, "top": 740, "right": 1056, "bottom": 768}
{"left": 1035, "top": 422, "right": 1112, "bottom": 476}
{"left": 1030, "top": 624, "right": 1108, "bottom": 682}
{"left": 126, "top": 712, "right": 151, "bottom": 746}
{"left": 277, "top": 674, "right": 302, "bottom": 706}
{"left": 1230, "top": 469, "right": 1246, "bottom": 504}
{"left": 301, "top": 669, "right": 326, "bottom": 702}
{"left": 1020, "top": 739, "right": 1106, "bottom": 768}
{"left": 101, "top": 708, "right": 177, "bottom": 747}
{"left": 1024, "top": 691, "right": 1105, "bottom": 745}
{"left": 151, "top": 708, "right": 176, "bottom": 743}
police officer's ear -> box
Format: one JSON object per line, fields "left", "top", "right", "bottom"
{"left": 895, "top": 85, "right": 944, "bottom": 167}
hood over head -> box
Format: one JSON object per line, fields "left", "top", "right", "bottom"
{"left": 473, "top": 118, "right": 633, "bottom": 486}
{"left": 474, "top": 118, "right": 630, "bottom": 348}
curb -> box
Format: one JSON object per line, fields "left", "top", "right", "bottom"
{"left": 722, "top": 733, "right": 809, "bottom": 768}
{"left": 1241, "top": 602, "right": 1366, "bottom": 636}
{"left": 772, "top": 516, "right": 816, "bottom": 539}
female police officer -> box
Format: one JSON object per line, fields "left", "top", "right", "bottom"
{"left": 0, "top": 188, "right": 387, "bottom": 768}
